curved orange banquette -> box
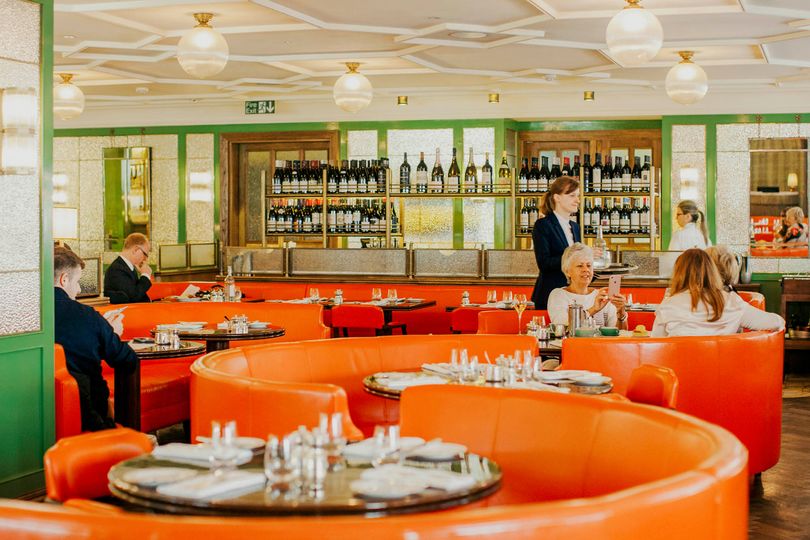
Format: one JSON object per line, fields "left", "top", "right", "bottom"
{"left": 0, "top": 384, "right": 746, "bottom": 539}
{"left": 562, "top": 330, "right": 783, "bottom": 474}
{"left": 190, "top": 334, "right": 537, "bottom": 440}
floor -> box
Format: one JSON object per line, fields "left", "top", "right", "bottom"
{"left": 749, "top": 375, "right": 810, "bottom": 540}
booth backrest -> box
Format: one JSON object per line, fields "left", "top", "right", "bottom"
{"left": 96, "top": 302, "right": 330, "bottom": 343}
{"left": 191, "top": 334, "right": 537, "bottom": 439}
{"left": 0, "top": 385, "right": 747, "bottom": 539}
{"left": 562, "top": 330, "right": 783, "bottom": 474}
{"left": 53, "top": 345, "right": 82, "bottom": 440}
{"left": 737, "top": 291, "right": 765, "bottom": 310}
{"left": 477, "top": 310, "right": 549, "bottom": 334}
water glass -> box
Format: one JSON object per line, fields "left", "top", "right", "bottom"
{"left": 319, "top": 412, "right": 347, "bottom": 471}
{"left": 209, "top": 421, "right": 240, "bottom": 476}
{"left": 465, "top": 356, "right": 480, "bottom": 383}
{"left": 309, "top": 288, "right": 320, "bottom": 302}
{"left": 387, "top": 289, "right": 398, "bottom": 301}
{"left": 450, "top": 348, "right": 459, "bottom": 368}
{"left": 264, "top": 435, "right": 299, "bottom": 492}
{"left": 371, "top": 287, "right": 382, "bottom": 301}
{"left": 487, "top": 290, "right": 498, "bottom": 304}
{"left": 371, "top": 425, "right": 401, "bottom": 467}
{"left": 302, "top": 428, "right": 329, "bottom": 495}
{"left": 234, "top": 287, "right": 242, "bottom": 302}
{"left": 502, "top": 291, "right": 513, "bottom": 304}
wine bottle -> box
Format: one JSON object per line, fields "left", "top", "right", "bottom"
{"left": 416, "top": 152, "right": 428, "bottom": 194}
{"left": 520, "top": 200, "right": 530, "bottom": 234}
{"left": 272, "top": 160, "right": 283, "bottom": 195}
{"left": 612, "top": 156, "right": 623, "bottom": 192}
{"left": 582, "top": 198, "right": 592, "bottom": 235}
{"left": 631, "top": 156, "right": 642, "bottom": 192}
{"left": 347, "top": 160, "right": 358, "bottom": 194}
{"left": 267, "top": 203, "right": 277, "bottom": 234}
{"left": 641, "top": 155, "right": 651, "bottom": 193}
{"left": 592, "top": 153, "right": 602, "bottom": 193}
{"left": 390, "top": 202, "right": 399, "bottom": 234}
{"left": 338, "top": 160, "right": 348, "bottom": 194}
{"left": 621, "top": 157, "right": 631, "bottom": 192}
{"left": 602, "top": 154, "right": 613, "bottom": 192}
{"left": 357, "top": 159, "right": 368, "bottom": 194}
{"left": 518, "top": 157, "right": 529, "bottom": 193}
{"left": 592, "top": 197, "right": 603, "bottom": 235}
{"left": 464, "top": 147, "right": 478, "bottom": 194}
{"left": 571, "top": 155, "right": 581, "bottom": 181}
{"left": 550, "top": 157, "right": 562, "bottom": 180}
{"left": 378, "top": 157, "right": 388, "bottom": 194}
{"left": 360, "top": 201, "right": 371, "bottom": 233}
{"left": 291, "top": 160, "right": 301, "bottom": 194}
{"left": 431, "top": 148, "right": 444, "bottom": 193}
{"left": 528, "top": 198, "right": 539, "bottom": 225}
{"left": 447, "top": 147, "right": 460, "bottom": 194}
{"left": 528, "top": 157, "right": 539, "bottom": 193}
{"left": 368, "top": 159, "right": 378, "bottom": 194}
{"left": 582, "top": 154, "right": 592, "bottom": 193}
{"left": 630, "top": 197, "right": 641, "bottom": 234}
{"left": 310, "top": 160, "right": 322, "bottom": 193}
{"left": 498, "top": 151, "right": 509, "bottom": 192}
{"left": 562, "top": 157, "right": 571, "bottom": 177}
{"left": 640, "top": 196, "right": 650, "bottom": 234}
{"left": 609, "top": 198, "right": 620, "bottom": 234}
{"left": 352, "top": 199, "right": 362, "bottom": 232}
{"left": 326, "top": 161, "right": 337, "bottom": 194}
{"left": 481, "top": 152, "right": 493, "bottom": 193}
{"left": 399, "top": 153, "right": 411, "bottom": 194}
{"left": 619, "top": 197, "right": 631, "bottom": 234}
{"left": 538, "top": 156, "right": 550, "bottom": 193}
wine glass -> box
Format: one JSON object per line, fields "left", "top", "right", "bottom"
{"left": 514, "top": 294, "right": 528, "bottom": 333}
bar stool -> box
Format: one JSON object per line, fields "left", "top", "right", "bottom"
{"left": 331, "top": 305, "right": 406, "bottom": 337}
{"left": 626, "top": 365, "right": 679, "bottom": 409}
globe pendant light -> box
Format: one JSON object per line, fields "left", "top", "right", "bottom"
{"left": 606, "top": 0, "right": 663, "bottom": 67}
{"left": 333, "top": 63, "right": 373, "bottom": 113}
{"left": 666, "top": 51, "right": 708, "bottom": 105}
{"left": 53, "top": 73, "right": 85, "bottom": 120}
{"left": 177, "top": 13, "right": 229, "bottom": 79}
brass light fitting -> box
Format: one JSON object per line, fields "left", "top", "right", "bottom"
{"left": 397, "top": 96, "right": 408, "bottom": 105}
{"left": 584, "top": 90, "right": 595, "bottom": 101}
{"left": 193, "top": 13, "right": 214, "bottom": 28}
{"left": 488, "top": 93, "right": 500, "bottom": 103}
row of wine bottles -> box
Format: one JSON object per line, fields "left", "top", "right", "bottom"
{"left": 584, "top": 197, "right": 652, "bottom": 235}
{"left": 265, "top": 198, "right": 399, "bottom": 235}
{"left": 517, "top": 153, "right": 652, "bottom": 194}
{"left": 270, "top": 159, "right": 391, "bottom": 195}
{"left": 397, "top": 149, "right": 510, "bottom": 194}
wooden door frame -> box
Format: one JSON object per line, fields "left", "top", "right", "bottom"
{"left": 219, "top": 130, "right": 339, "bottom": 246}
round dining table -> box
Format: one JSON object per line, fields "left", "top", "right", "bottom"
{"left": 151, "top": 326, "right": 286, "bottom": 353}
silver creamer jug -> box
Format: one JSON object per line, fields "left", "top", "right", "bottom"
{"left": 568, "top": 301, "right": 587, "bottom": 337}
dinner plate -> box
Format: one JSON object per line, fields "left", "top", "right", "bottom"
{"left": 343, "top": 437, "right": 425, "bottom": 460}
{"left": 122, "top": 467, "right": 199, "bottom": 487}
{"left": 571, "top": 375, "right": 612, "bottom": 386}
{"left": 249, "top": 321, "right": 268, "bottom": 329}
{"left": 350, "top": 478, "right": 428, "bottom": 499}
{"left": 195, "top": 436, "right": 266, "bottom": 451}
{"left": 407, "top": 442, "right": 467, "bottom": 462}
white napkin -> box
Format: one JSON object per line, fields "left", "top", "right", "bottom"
{"left": 151, "top": 443, "right": 252, "bottom": 467}
{"left": 421, "top": 363, "right": 457, "bottom": 377}
{"left": 509, "top": 380, "right": 571, "bottom": 393}
{"left": 342, "top": 437, "right": 425, "bottom": 460}
{"left": 386, "top": 376, "right": 447, "bottom": 390}
{"left": 128, "top": 342, "right": 153, "bottom": 352}
{"left": 374, "top": 372, "right": 419, "bottom": 381}
{"left": 362, "top": 464, "right": 476, "bottom": 492}
{"left": 405, "top": 298, "right": 425, "bottom": 303}
{"left": 179, "top": 284, "right": 201, "bottom": 298}
{"left": 156, "top": 470, "right": 265, "bottom": 500}
{"left": 369, "top": 300, "right": 388, "bottom": 306}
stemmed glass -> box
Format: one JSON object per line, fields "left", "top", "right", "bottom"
{"left": 514, "top": 294, "right": 528, "bottom": 334}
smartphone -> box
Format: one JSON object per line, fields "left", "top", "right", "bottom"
{"left": 608, "top": 275, "right": 622, "bottom": 298}
{"left": 106, "top": 306, "right": 128, "bottom": 317}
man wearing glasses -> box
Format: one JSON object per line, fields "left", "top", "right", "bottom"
{"left": 104, "top": 232, "right": 153, "bottom": 304}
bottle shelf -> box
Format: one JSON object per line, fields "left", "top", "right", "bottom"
{"left": 265, "top": 232, "right": 324, "bottom": 237}
{"left": 325, "top": 193, "right": 387, "bottom": 198}
{"left": 266, "top": 193, "right": 325, "bottom": 199}
{"left": 326, "top": 232, "right": 388, "bottom": 237}
{"left": 582, "top": 191, "right": 652, "bottom": 197}
{"left": 388, "top": 192, "right": 511, "bottom": 198}
{"left": 584, "top": 233, "right": 652, "bottom": 238}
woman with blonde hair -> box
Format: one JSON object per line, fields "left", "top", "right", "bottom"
{"left": 782, "top": 206, "right": 808, "bottom": 244}
{"left": 705, "top": 245, "right": 739, "bottom": 292}
{"left": 652, "top": 249, "right": 783, "bottom": 337}
{"left": 668, "top": 200, "right": 711, "bottom": 251}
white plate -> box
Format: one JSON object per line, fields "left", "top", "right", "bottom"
{"left": 350, "top": 478, "right": 427, "bottom": 499}
{"left": 249, "top": 321, "right": 268, "bottom": 329}
{"left": 177, "top": 321, "right": 207, "bottom": 327}
{"left": 178, "top": 297, "right": 202, "bottom": 302}
{"left": 195, "top": 436, "right": 265, "bottom": 451}
{"left": 407, "top": 442, "right": 467, "bottom": 461}
{"left": 122, "top": 467, "right": 198, "bottom": 486}
{"left": 571, "top": 375, "right": 612, "bottom": 386}
{"left": 343, "top": 437, "right": 425, "bottom": 460}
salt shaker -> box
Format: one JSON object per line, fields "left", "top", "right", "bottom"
{"left": 334, "top": 289, "right": 343, "bottom": 306}
{"left": 461, "top": 290, "right": 470, "bottom": 306}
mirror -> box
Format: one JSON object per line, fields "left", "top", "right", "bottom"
{"left": 749, "top": 138, "right": 809, "bottom": 258}
{"left": 103, "top": 147, "right": 152, "bottom": 251}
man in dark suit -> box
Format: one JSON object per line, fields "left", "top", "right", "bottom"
{"left": 104, "top": 232, "right": 152, "bottom": 304}
{"left": 531, "top": 176, "right": 582, "bottom": 309}
{"left": 54, "top": 246, "right": 137, "bottom": 431}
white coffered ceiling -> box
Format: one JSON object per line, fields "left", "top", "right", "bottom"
{"left": 52, "top": 0, "right": 810, "bottom": 118}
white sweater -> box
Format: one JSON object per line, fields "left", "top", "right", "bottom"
{"left": 668, "top": 222, "right": 711, "bottom": 251}
{"left": 651, "top": 291, "right": 784, "bottom": 337}
{"left": 547, "top": 288, "right": 618, "bottom": 328}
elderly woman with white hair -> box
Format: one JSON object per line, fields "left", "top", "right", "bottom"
{"left": 547, "top": 242, "right": 628, "bottom": 330}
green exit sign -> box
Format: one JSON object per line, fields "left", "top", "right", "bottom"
{"left": 244, "top": 100, "right": 275, "bottom": 114}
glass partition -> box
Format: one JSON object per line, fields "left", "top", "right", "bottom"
{"left": 103, "top": 147, "right": 152, "bottom": 251}
{"left": 749, "top": 138, "right": 809, "bottom": 258}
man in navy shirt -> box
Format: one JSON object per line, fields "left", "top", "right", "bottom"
{"left": 54, "top": 246, "right": 137, "bottom": 431}
{"left": 103, "top": 232, "right": 153, "bottom": 304}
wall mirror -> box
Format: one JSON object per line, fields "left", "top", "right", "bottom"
{"left": 749, "top": 138, "right": 809, "bottom": 258}
{"left": 103, "top": 147, "right": 152, "bottom": 251}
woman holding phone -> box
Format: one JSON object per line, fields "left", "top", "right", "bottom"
{"left": 546, "top": 243, "right": 628, "bottom": 330}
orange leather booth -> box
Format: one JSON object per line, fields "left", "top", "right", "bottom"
{"left": 561, "top": 330, "right": 784, "bottom": 475}
{"left": 0, "top": 385, "right": 747, "bottom": 539}
{"left": 190, "top": 334, "right": 537, "bottom": 440}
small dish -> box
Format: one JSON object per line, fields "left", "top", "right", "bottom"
{"left": 599, "top": 327, "right": 620, "bottom": 336}
{"left": 122, "top": 467, "right": 198, "bottom": 487}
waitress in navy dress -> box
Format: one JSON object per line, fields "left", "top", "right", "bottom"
{"left": 531, "top": 175, "right": 581, "bottom": 309}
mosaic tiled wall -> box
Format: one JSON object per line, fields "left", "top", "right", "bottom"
{"left": 0, "top": 0, "right": 41, "bottom": 335}
{"left": 186, "top": 133, "right": 215, "bottom": 243}
{"left": 53, "top": 134, "right": 179, "bottom": 266}
{"left": 716, "top": 122, "right": 810, "bottom": 274}
{"left": 462, "top": 127, "right": 495, "bottom": 248}
{"left": 670, "top": 125, "right": 707, "bottom": 241}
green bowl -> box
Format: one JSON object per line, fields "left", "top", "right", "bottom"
{"left": 574, "top": 328, "right": 597, "bottom": 337}
{"left": 599, "top": 327, "right": 620, "bottom": 337}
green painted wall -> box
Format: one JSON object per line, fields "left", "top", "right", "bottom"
{"left": 0, "top": 0, "right": 54, "bottom": 498}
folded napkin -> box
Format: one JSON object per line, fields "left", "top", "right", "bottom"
{"left": 362, "top": 464, "right": 476, "bottom": 492}
{"left": 405, "top": 298, "right": 425, "bottom": 303}
{"left": 151, "top": 443, "right": 252, "bottom": 467}
{"left": 369, "top": 300, "right": 389, "bottom": 306}
{"left": 156, "top": 470, "right": 265, "bottom": 500}
{"left": 128, "top": 342, "right": 153, "bottom": 352}
{"left": 342, "top": 437, "right": 425, "bottom": 460}
{"left": 509, "top": 380, "right": 571, "bottom": 393}
{"left": 421, "top": 363, "right": 457, "bottom": 377}
{"left": 386, "top": 376, "right": 448, "bottom": 390}
{"left": 374, "top": 371, "right": 420, "bottom": 381}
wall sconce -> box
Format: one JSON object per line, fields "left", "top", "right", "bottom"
{"left": 1, "top": 87, "right": 38, "bottom": 175}
{"left": 787, "top": 172, "right": 799, "bottom": 192}
{"left": 189, "top": 171, "right": 213, "bottom": 202}
{"left": 488, "top": 93, "right": 500, "bottom": 103}
{"left": 53, "top": 173, "right": 69, "bottom": 205}
{"left": 679, "top": 166, "right": 700, "bottom": 200}
{"left": 584, "top": 90, "right": 595, "bottom": 101}
{"left": 397, "top": 95, "right": 408, "bottom": 106}
{"left": 53, "top": 207, "right": 78, "bottom": 240}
